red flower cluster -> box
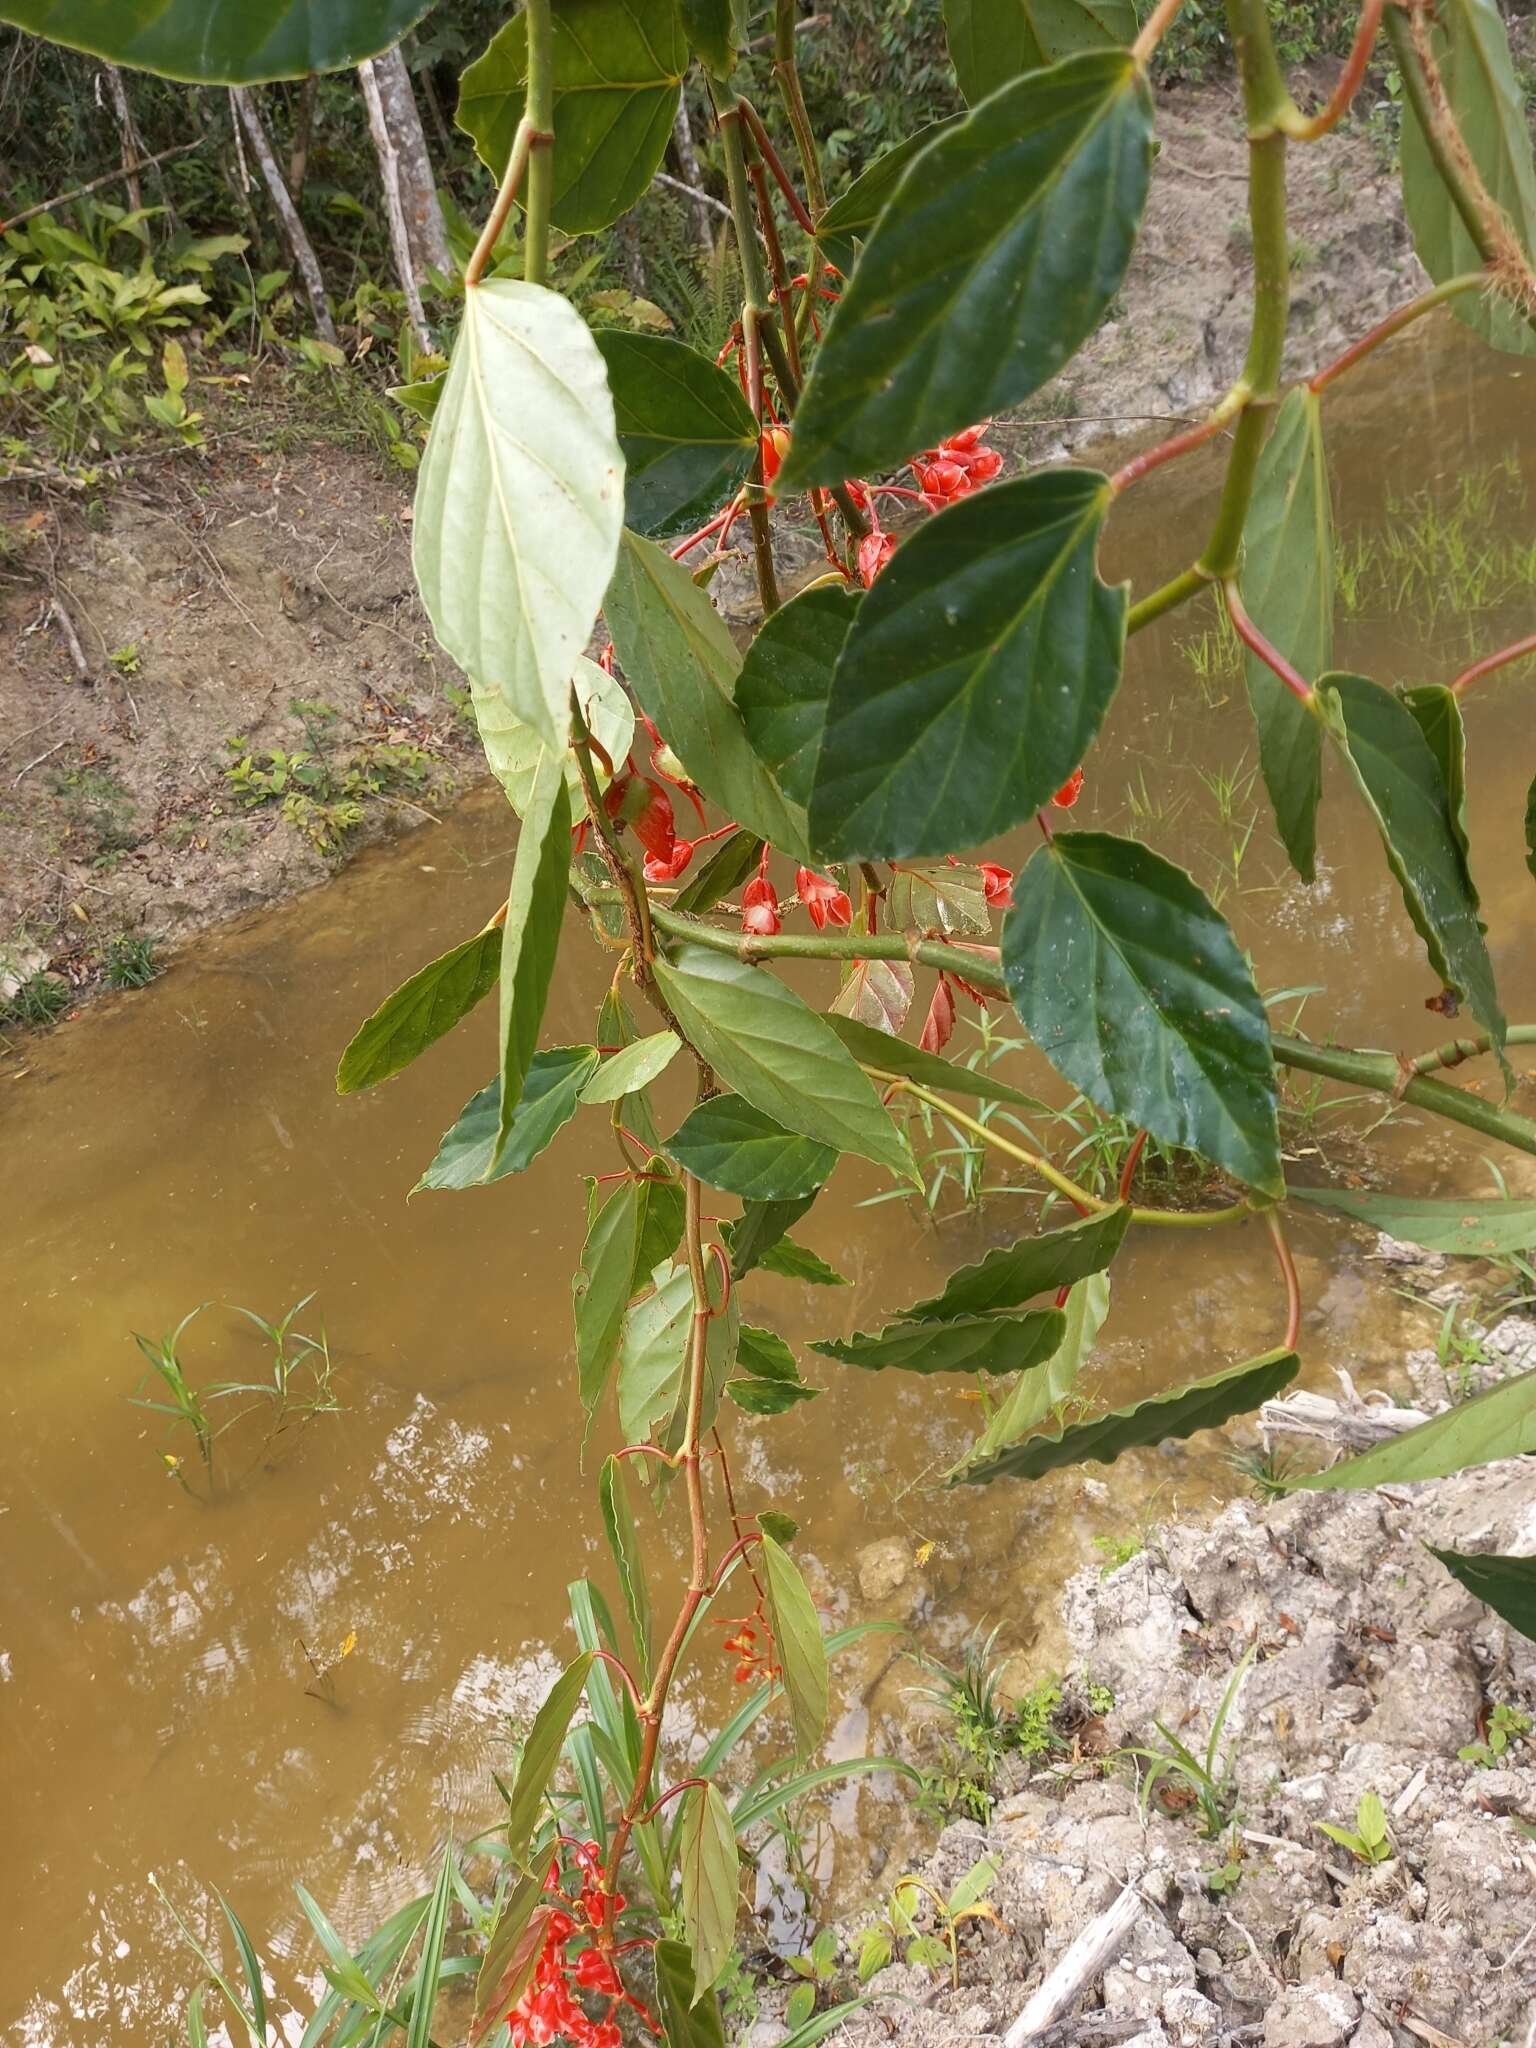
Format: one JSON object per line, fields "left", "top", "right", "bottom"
{"left": 796, "top": 865, "right": 851, "bottom": 929}
{"left": 979, "top": 862, "right": 1014, "bottom": 908}
{"left": 505, "top": 1842, "right": 654, "bottom": 2048}
{"left": 913, "top": 424, "right": 1002, "bottom": 512}
{"left": 741, "top": 873, "right": 780, "bottom": 935}
{"left": 716, "top": 1601, "right": 777, "bottom": 1684}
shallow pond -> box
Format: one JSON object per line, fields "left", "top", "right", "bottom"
{"left": 5, "top": 325, "right": 1535, "bottom": 2045}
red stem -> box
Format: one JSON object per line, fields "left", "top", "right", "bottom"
{"left": 1264, "top": 1206, "right": 1303, "bottom": 1351}
{"left": 1222, "top": 580, "right": 1313, "bottom": 703}
{"left": 1449, "top": 630, "right": 1536, "bottom": 696}
{"left": 636, "top": 1778, "right": 710, "bottom": 1826}
{"left": 1109, "top": 401, "right": 1241, "bottom": 494}
{"left": 1287, "top": 0, "right": 1385, "bottom": 140}
{"left": 1118, "top": 1130, "right": 1149, "bottom": 1203}
{"left": 711, "top": 1426, "right": 768, "bottom": 1604}
{"left": 737, "top": 98, "right": 816, "bottom": 235}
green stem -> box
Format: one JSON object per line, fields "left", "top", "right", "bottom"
{"left": 1410, "top": 1024, "right": 1536, "bottom": 1076}
{"left": 521, "top": 0, "right": 555, "bottom": 285}
{"left": 1127, "top": 564, "right": 1208, "bottom": 637}
{"left": 774, "top": 0, "right": 827, "bottom": 218}
{"left": 712, "top": 78, "right": 781, "bottom": 613}
{"left": 1273, "top": 1033, "right": 1536, "bottom": 1158}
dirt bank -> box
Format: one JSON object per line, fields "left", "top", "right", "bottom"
{"left": 0, "top": 76, "right": 1419, "bottom": 1022}
{"left": 754, "top": 1437, "right": 1536, "bottom": 2048}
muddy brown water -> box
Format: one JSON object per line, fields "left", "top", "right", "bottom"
{"left": 5, "top": 327, "right": 1535, "bottom": 2045}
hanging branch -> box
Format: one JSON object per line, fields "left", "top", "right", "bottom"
{"left": 229, "top": 87, "right": 338, "bottom": 346}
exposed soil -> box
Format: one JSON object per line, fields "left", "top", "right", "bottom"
{"left": 749, "top": 1440, "right": 1536, "bottom": 2048}
{"left": 0, "top": 74, "right": 1421, "bottom": 1021}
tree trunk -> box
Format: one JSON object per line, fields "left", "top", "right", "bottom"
{"left": 358, "top": 56, "right": 435, "bottom": 354}
{"left": 365, "top": 46, "right": 450, "bottom": 279}
{"left": 289, "top": 74, "right": 318, "bottom": 204}
{"left": 101, "top": 65, "right": 145, "bottom": 212}
{"left": 672, "top": 97, "right": 716, "bottom": 257}
{"left": 228, "top": 87, "right": 338, "bottom": 348}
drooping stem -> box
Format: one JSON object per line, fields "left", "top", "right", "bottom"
{"left": 1308, "top": 272, "right": 1486, "bottom": 391}
{"left": 1280, "top": 0, "right": 1384, "bottom": 140}
{"left": 1264, "top": 1205, "right": 1303, "bottom": 1350}
{"left": 1449, "top": 630, "right": 1536, "bottom": 696}
{"left": 1222, "top": 577, "right": 1314, "bottom": 702}
{"left": 773, "top": 0, "right": 827, "bottom": 219}
{"left": 521, "top": 0, "right": 556, "bottom": 285}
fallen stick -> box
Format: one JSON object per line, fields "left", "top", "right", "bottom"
{"left": 1002, "top": 1885, "right": 1142, "bottom": 2047}
{"left": 0, "top": 140, "right": 200, "bottom": 233}
{"left": 49, "top": 597, "right": 91, "bottom": 681}
{"left": 1260, "top": 1373, "right": 1435, "bottom": 1452}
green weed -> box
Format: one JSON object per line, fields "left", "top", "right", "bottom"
{"left": 1, "top": 969, "right": 70, "bottom": 1026}
{"left": 1120, "top": 1644, "right": 1257, "bottom": 1838}
{"left": 1317, "top": 1789, "right": 1392, "bottom": 1864}
{"left": 104, "top": 933, "right": 158, "bottom": 988}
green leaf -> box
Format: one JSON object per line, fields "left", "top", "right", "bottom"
{"left": 813, "top": 1308, "right": 1065, "bottom": 1377}
{"left": 737, "top": 585, "right": 859, "bottom": 811}
{"left": 1289, "top": 1187, "right": 1536, "bottom": 1257}
{"left": 652, "top": 946, "right": 919, "bottom": 1186}
{"left": 1238, "top": 387, "right": 1331, "bottom": 882}
{"left": 961, "top": 1348, "right": 1299, "bottom": 1484}
{"left": 727, "top": 1377, "right": 819, "bottom": 1414}
{"left": 760, "top": 1532, "right": 829, "bottom": 1761}
{"left": 217, "top": 1894, "right": 268, "bottom": 2046}
{"left": 599, "top": 1456, "right": 653, "bottom": 1681}
{"left": 1322, "top": 672, "right": 1505, "bottom": 1059}
{"left": 902, "top": 1205, "right": 1128, "bottom": 1320}
{"left": 576, "top": 1181, "right": 643, "bottom": 1425}
{"left": 815, "top": 118, "right": 963, "bottom": 275}
{"left": 336, "top": 921, "right": 501, "bottom": 1094}
{"left": 944, "top": 0, "right": 1135, "bottom": 104}
{"left": 1292, "top": 1365, "right": 1536, "bottom": 1491}
{"left": 809, "top": 472, "right": 1123, "bottom": 860}
{"left": 680, "top": 0, "right": 746, "bottom": 75}
{"left": 605, "top": 532, "right": 810, "bottom": 859}
{"left": 1003, "top": 832, "right": 1283, "bottom": 1197}
{"left": 617, "top": 1265, "right": 694, "bottom": 1446}
{"left": 0, "top": 0, "right": 433, "bottom": 80}
{"left": 457, "top": 0, "right": 686, "bottom": 235}
{"left": 405, "top": 1845, "right": 456, "bottom": 2048}
{"left": 1428, "top": 1547, "right": 1536, "bottom": 1642}
{"left": 476, "top": 655, "right": 633, "bottom": 820}
{"left": 413, "top": 280, "right": 623, "bottom": 750}
{"left": 738, "top": 1327, "right": 804, "bottom": 1385}
{"left": 825, "top": 1014, "right": 1049, "bottom": 1110}
{"left": 759, "top": 1510, "right": 799, "bottom": 1545}
{"left": 504, "top": 1655, "right": 595, "bottom": 1873}
{"left": 412, "top": 1047, "right": 599, "bottom": 1192}
{"left": 674, "top": 830, "right": 765, "bottom": 917}
{"left": 470, "top": 1880, "right": 546, "bottom": 2048}
{"left": 678, "top": 1784, "right": 740, "bottom": 2001}
{"left": 1398, "top": 0, "right": 1536, "bottom": 357}
{"left": 665, "top": 1095, "right": 839, "bottom": 1201}
{"left": 1526, "top": 772, "right": 1536, "bottom": 883}
{"left": 723, "top": 1196, "right": 818, "bottom": 1279}
{"left": 779, "top": 52, "right": 1154, "bottom": 490}
{"left": 963, "top": 1270, "right": 1111, "bottom": 1464}
{"left": 739, "top": 1232, "right": 850, "bottom": 1288}
{"left": 492, "top": 754, "right": 571, "bottom": 1173}
{"left": 594, "top": 331, "right": 757, "bottom": 541}
{"left": 581, "top": 1031, "right": 682, "bottom": 1103}
{"left": 635, "top": 1171, "right": 687, "bottom": 1281}
{"left": 655, "top": 1938, "right": 726, "bottom": 2048}
{"left": 293, "top": 1887, "right": 382, "bottom": 2013}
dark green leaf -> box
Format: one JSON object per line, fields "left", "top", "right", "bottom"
{"left": 738, "top": 1325, "right": 801, "bottom": 1382}
{"left": 653, "top": 946, "right": 918, "bottom": 1186}
{"left": 1004, "top": 832, "right": 1282, "bottom": 1196}
{"left": 825, "top": 1013, "right": 1049, "bottom": 1110}
{"left": 665, "top": 1095, "right": 839, "bottom": 1201}
{"left": 470, "top": 1881, "right": 546, "bottom": 2048}
{"left": 605, "top": 532, "right": 810, "bottom": 858}
{"left": 1322, "top": 672, "right": 1505, "bottom": 1059}
{"left": 809, "top": 471, "right": 1123, "bottom": 859}
{"left": 576, "top": 1182, "right": 643, "bottom": 1425}
{"left": 961, "top": 1348, "right": 1299, "bottom": 1484}
{"left": 599, "top": 1456, "right": 653, "bottom": 1682}
{"left": 727, "top": 1378, "right": 818, "bottom": 1414}
{"left": 1289, "top": 1187, "right": 1536, "bottom": 1257}
{"left": 723, "top": 1196, "right": 818, "bottom": 1279}
{"left": 759, "top": 1510, "right": 799, "bottom": 1544}
{"left": 635, "top": 1171, "right": 687, "bottom": 1281}
{"left": 738, "top": 1231, "right": 850, "bottom": 1287}
{"left": 680, "top": 0, "right": 746, "bottom": 75}
{"left": 1238, "top": 387, "right": 1331, "bottom": 882}
{"left": 813, "top": 1308, "right": 1065, "bottom": 1377}
{"left": 405, "top": 1846, "right": 456, "bottom": 2048}
{"left": 674, "top": 830, "right": 765, "bottom": 917}
{"left": 1427, "top": 1548, "right": 1536, "bottom": 1641}
{"left": 581, "top": 1031, "right": 682, "bottom": 1104}
{"left": 737, "top": 585, "right": 859, "bottom": 811}
{"left": 1398, "top": 0, "right": 1536, "bottom": 356}
{"left": 457, "top": 0, "right": 686, "bottom": 235}
{"left": 504, "top": 1655, "right": 595, "bottom": 1873}
{"left": 337, "top": 923, "right": 501, "bottom": 1094}
{"left": 1400, "top": 683, "right": 1472, "bottom": 871}
{"left": 1292, "top": 1365, "right": 1536, "bottom": 1491}
{"left": 0, "top": 0, "right": 433, "bottom": 80}
{"left": 655, "top": 1938, "right": 726, "bottom": 2048}
{"left": 678, "top": 1785, "right": 740, "bottom": 2000}
{"left": 760, "top": 1533, "right": 828, "bottom": 1761}
{"left": 902, "top": 1205, "right": 1128, "bottom": 1320}
{"left": 779, "top": 52, "right": 1154, "bottom": 490}
{"left": 594, "top": 331, "right": 758, "bottom": 541}
{"left": 493, "top": 754, "right": 571, "bottom": 1172}
{"left": 815, "top": 119, "right": 962, "bottom": 275}
{"left": 412, "top": 1047, "right": 599, "bottom": 1192}
{"left": 944, "top": 0, "right": 1135, "bottom": 105}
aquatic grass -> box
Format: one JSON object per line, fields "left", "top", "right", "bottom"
{"left": 1337, "top": 457, "right": 1536, "bottom": 628}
